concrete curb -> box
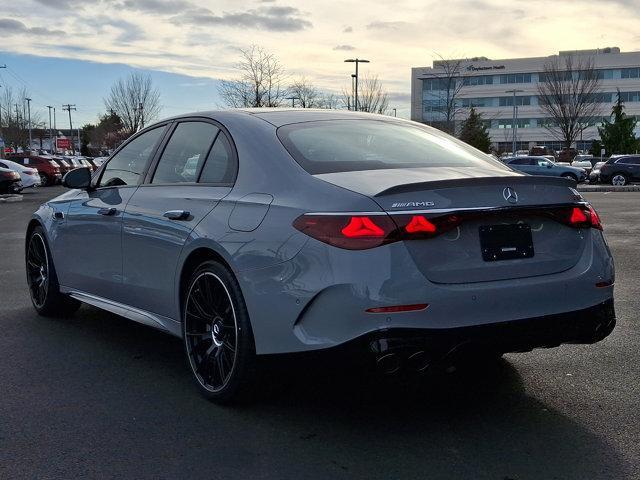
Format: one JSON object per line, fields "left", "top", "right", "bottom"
{"left": 578, "top": 185, "right": 640, "bottom": 192}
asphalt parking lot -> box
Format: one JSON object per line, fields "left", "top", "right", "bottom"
{"left": 1, "top": 186, "right": 639, "bottom": 480}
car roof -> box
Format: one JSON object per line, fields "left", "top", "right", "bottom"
{"left": 160, "top": 108, "right": 396, "bottom": 128}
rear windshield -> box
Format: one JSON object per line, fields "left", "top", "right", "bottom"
{"left": 277, "top": 119, "right": 501, "bottom": 175}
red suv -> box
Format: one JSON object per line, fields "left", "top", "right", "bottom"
{"left": 8, "top": 154, "right": 62, "bottom": 186}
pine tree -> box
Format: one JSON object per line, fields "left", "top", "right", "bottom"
{"left": 598, "top": 91, "right": 638, "bottom": 155}
{"left": 458, "top": 107, "right": 492, "bottom": 153}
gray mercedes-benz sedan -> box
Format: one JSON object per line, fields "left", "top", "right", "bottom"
{"left": 26, "top": 109, "right": 615, "bottom": 403}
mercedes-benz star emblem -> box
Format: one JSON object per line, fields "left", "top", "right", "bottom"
{"left": 503, "top": 187, "right": 518, "bottom": 204}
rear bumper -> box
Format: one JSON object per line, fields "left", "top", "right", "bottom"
{"left": 359, "top": 299, "right": 615, "bottom": 358}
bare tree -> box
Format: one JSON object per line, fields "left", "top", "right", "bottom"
{"left": 218, "top": 45, "right": 287, "bottom": 108}
{"left": 355, "top": 74, "right": 390, "bottom": 114}
{"left": 1, "top": 85, "right": 41, "bottom": 149}
{"left": 537, "top": 55, "right": 602, "bottom": 148}
{"left": 421, "top": 55, "right": 465, "bottom": 134}
{"left": 317, "top": 93, "right": 340, "bottom": 109}
{"left": 288, "top": 76, "right": 319, "bottom": 108}
{"left": 104, "top": 72, "right": 161, "bottom": 135}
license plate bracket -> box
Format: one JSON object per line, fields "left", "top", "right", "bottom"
{"left": 479, "top": 224, "right": 534, "bottom": 262}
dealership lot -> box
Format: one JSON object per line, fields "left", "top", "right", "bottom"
{"left": 1, "top": 186, "right": 639, "bottom": 479}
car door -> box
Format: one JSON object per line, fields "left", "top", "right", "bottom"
{"left": 121, "top": 119, "right": 237, "bottom": 318}
{"left": 621, "top": 156, "right": 640, "bottom": 181}
{"left": 533, "top": 158, "right": 555, "bottom": 176}
{"left": 54, "top": 125, "right": 167, "bottom": 300}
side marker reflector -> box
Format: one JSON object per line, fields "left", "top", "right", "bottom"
{"left": 366, "top": 303, "right": 429, "bottom": 314}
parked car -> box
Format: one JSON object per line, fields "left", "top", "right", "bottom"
{"left": 514, "top": 150, "right": 529, "bottom": 156}
{"left": 26, "top": 110, "right": 615, "bottom": 403}
{"left": 92, "top": 156, "right": 108, "bottom": 167}
{"left": 62, "top": 156, "right": 84, "bottom": 170}
{"left": 599, "top": 155, "right": 640, "bottom": 185}
{"left": 0, "top": 159, "right": 41, "bottom": 189}
{"left": 571, "top": 155, "right": 595, "bottom": 173}
{"left": 504, "top": 156, "right": 587, "bottom": 182}
{"left": 0, "top": 166, "right": 22, "bottom": 193}
{"left": 49, "top": 157, "right": 73, "bottom": 177}
{"left": 589, "top": 161, "right": 607, "bottom": 183}
{"left": 7, "top": 154, "right": 62, "bottom": 186}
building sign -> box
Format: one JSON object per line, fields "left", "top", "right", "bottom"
{"left": 57, "top": 138, "right": 71, "bottom": 149}
{"left": 466, "top": 65, "right": 506, "bottom": 71}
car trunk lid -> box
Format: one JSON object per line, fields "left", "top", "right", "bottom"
{"left": 315, "top": 168, "right": 588, "bottom": 284}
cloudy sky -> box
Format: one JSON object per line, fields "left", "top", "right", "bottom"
{"left": 1, "top": 0, "right": 639, "bottom": 125}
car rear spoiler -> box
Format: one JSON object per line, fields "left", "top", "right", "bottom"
{"left": 374, "top": 175, "right": 575, "bottom": 197}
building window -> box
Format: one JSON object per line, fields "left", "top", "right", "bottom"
{"left": 499, "top": 73, "right": 532, "bottom": 84}
{"left": 462, "top": 75, "right": 494, "bottom": 86}
{"left": 621, "top": 68, "right": 640, "bottom": 79}
{"left": 422, "top": 78, "right": 457, "bottom": 91}
{"left": 497, "top": 118, "right": 532, "bottom": 129}
{"left": 499, "top": 96, "right": 531, "bottom": 107}
{"left": 619, "top": 91, "right": 640, "bottom": 103}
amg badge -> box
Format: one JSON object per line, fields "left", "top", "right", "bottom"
{"left": 391, "top": 201, "right": 435, "bottom": 208}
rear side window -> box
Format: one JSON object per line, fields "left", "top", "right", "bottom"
{"left": 618, "top": 157, "right": 640, "bottom": 165}
{"left": 100, "top": 126, "right": 165, "bottom": 187}
{"left": 509, "top": 158, "right": 530, "bottom": 165}
{"left": 277, "top": 120, "right": 502, "bottom": 175}
{"left": 152, "top": 122, "right": 219, "bottom": 184}
{"left": 199, "top": 133, "right": 236, "bottom": 184}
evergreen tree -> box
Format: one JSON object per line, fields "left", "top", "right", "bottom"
{"left": 598, "top": 91, "right": 638, "bottom": 155}
{"left": 458, "top": 107, "right": 492, "bottom": 153}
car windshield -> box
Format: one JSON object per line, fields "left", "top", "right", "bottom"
{"left": 277, "top": 119, "right": 502, "bottom": 174}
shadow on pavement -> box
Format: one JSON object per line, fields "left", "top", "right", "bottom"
{"left": 3, "top": 304, "right": 627, "bottom": 480}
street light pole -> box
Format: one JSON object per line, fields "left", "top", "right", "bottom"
{"left": 344, "top": 58, "right": 370, "bottom": 111}
{"left": 350, "top": 74, "right": 356, "bottom": 111}
{"left": 505, "top": 89, "right": 523, "bottom": 153}
{"left": 25, "top": 97, "right": 32, "bottom": 151}
{"left": 46, "top": 106, "right": 53, "bottom": 153}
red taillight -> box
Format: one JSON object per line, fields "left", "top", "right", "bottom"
{"left": 293, "top": 214, "right": 397, "bottom": 250}
{"left": 405, "top": 215, "right": 436, "bottom": 234}
{"left": 564, "top": 206, "right": 602, "bottom": 230}
{"left": 341, "top": 216, "right": 385, "bottom": 238}
{"left": 569, "top": 207, "right": 588, "bottom": 226}
{"left": 588, "top": 205, "right": 602, "bottom": 230}
{"left": 293, "top": 204, "right": 603, "bottom": 250}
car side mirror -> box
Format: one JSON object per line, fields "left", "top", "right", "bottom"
{"left": 63, "top": 167, "right": 92, "bottom": 189}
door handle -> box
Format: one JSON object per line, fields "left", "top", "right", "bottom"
{"left": 98, "top": 207, "right": 117, "bottom": 216}
{"left": 163, "top": 210, "right": 191, "bottom": 220}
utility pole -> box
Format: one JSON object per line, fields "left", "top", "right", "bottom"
{"left": 350, "top": 74, "right": 356, "bottom": 111}
{"left": 25, "top": 97, "right": 32, "bottom": 151}
{"left": 505, "top": 89, "right": 523, "bottom": 154}
{"left": 46, "top": 106, "right": 53, "bottom": 153}
{"left": 62, "top": 104, "right": 76, "bottom": 154}
{"left": 53, "top": 107, "right": 57, "bottom": 153}
{"left": 344, "top": 58, "right": 370, "bottom": 111}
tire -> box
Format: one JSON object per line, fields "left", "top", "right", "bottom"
{"left": 26, "top": 226, "right": 81, "bottom": 317}
{"left": 611, "top": 173, "right": 627, "bottom": 186}
{"left": 182, "top": 260, "right": 257, "bottom": 404}
{"left": 39, "top": 173, "right": 49, "bottom": 186}
{"left": 561, "top": 173, "right": 578, "bottom": 182}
